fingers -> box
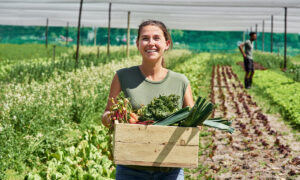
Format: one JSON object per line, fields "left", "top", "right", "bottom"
{"left": 102, "top": 111, "right": 122, "bottom": 128}
{"left": 102, "top": 111, "right": 112, "bottom": 127}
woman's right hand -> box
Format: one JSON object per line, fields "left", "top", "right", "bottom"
{"left": 102, "top": 111, "right": 113, "bottom": 128}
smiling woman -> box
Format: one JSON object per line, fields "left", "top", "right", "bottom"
{"left": 101, "top": 20, "right": 194, "bottom": 180}
{"left": 136, "top": 20, "right": 172, "bottom": 70}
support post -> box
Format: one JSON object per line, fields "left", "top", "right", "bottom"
{"left": 94, "top": 27, "right": 97, "bottom": 46}
{"left": 284, "top": 7, "right": 287, "bottom": 70}
{"left": 66, "top": 22, "right": 69, "bottom": 46}
{"left": 243, "top": 31, "right": 245, "bottom": 42}
{"left": 271, "top": 15, "right": 274, "bottom": 53}
{"left": 126, "top": 11, "right": 131, "bottom": 58}
{"left": 107, "top": 2, "right": 112, "bottom": 56}
{"left": 45, "top": 18, "right": 49, "bottom": 48}
{"left": 255, "top": 24, "right": 258, "bottom": 50}
{"left": 262, "top": 20, "right": 265, "bottom": 52}
{"left": 75, "top": 0, "right": 83, "bottom": 70}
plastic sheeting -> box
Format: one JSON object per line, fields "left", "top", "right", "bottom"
{"left": 0, "top": 0, "right": 300, "bottom": 33}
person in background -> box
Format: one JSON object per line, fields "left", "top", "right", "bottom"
{"left": 239, "top": 32, "right": 257, "bottom": 89}
{"left": 102, "top": 20, "right": 194, "bottom": 180}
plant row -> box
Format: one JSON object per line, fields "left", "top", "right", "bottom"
{"left": 216, "top": 65, "right": 292, "bottom": 159}
{"left": 253, "top": 70, "right": 300, "bottom": 127}
{"left": 0, "top": 45, "right": 139, "bottom": 84}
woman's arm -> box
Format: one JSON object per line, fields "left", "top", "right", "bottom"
{"left": 102, "top": 73, "right": 121, "bottom": 127}
{"left": 183, "top": 84, "right": 194, "bottom": 108}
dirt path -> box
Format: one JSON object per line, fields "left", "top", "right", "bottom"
{"left": 195, "top": 66, "right": 300, "bottom": 179}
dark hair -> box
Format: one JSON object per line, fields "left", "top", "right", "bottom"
{"left": 137, "top": 20, "right": 173, "bottom": 67}
{"left": 249, "top": 32, "right": 256, "bottom": 37}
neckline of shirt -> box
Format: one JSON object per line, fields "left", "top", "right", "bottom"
{"left": 136, "top": 66, "right": 170, "bottom": 84}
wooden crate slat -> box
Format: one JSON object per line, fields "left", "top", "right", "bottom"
{"left": 114, "top": 124, "right": 199, "bottom": 146}
{"left": 114, "top": 142, "right": 198, "bottom": 168}
{"left": 113, "top": 124, "right": 199, "bottom": 168}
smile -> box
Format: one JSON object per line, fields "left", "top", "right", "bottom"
{"left": 146, "top": 50, "right": 158, "bottom": 53}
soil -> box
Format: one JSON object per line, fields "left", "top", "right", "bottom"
{"left": 191, "top": 66, "right": 300, "bottom": 179}
{"left": 237, "top": 61, "right": 267, "bottom": 70}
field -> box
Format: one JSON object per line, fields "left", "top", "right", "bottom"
{"left": 0, "top": 44, "right": 300, "bottom": 179}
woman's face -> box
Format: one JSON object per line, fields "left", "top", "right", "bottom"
{"left": 136, "top": 25, "right": 170, "bottom": 63}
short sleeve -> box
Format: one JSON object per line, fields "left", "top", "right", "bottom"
{"left": 116, "top": 67, "right": 127, "bottom": 95}
{"left": 182, "top": 74, "right": 190, "bottom": 96}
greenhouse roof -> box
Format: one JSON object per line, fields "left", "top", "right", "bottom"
{"left": 0, "top": 0, "right": 300, "bottom": 33}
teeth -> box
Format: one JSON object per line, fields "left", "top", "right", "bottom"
{"left": 147, "top": 50, "right": 157, "bottom": 52}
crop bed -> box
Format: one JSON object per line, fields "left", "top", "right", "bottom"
{"left": 193, "top": 65, "right": 300, "bottom": 179}
{"left": 253, "top": 70, "right": 300, "bottom": 127}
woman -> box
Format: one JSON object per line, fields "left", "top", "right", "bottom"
{"left": 102, "top": 20, "right": 194, "bottom": 180}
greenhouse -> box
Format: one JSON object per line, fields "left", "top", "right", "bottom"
{"left": 0, "top": 0, "right": 300, "bottom": 179}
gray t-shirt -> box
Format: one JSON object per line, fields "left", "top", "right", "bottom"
{"left": 116, "top": 65, "right": 189, "bottom": 171}
{"left": 117, "top": 66, "right": 189, "bottom": 110}
{"left": 243, "top": 40, "right": 254, "bottom": 59}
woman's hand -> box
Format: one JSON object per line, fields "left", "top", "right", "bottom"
{"left": 102, "top": 111, "right": 121, "bottom": 128}
{"left": 102, "top": 111, "right": 113, "bottom": 128}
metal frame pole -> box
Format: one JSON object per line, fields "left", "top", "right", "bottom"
{"left": 75, "top": 0, "right": 83, "bottom": 70}
{"left": 94, "top": 27, "right": 97, "bottom": 46}
{"left": 262, "top": 20, "right": 265, "bottom": 52}
{"left": 271, "top": 15, "right": 274, "bottom": 53}
{"left": 255, "top": 24, "right": 258, "bottom": 50}
{"left": 284, "top": 7, "right": 287, "bottom": 69}
{"left": 127, "top": 11, "right": 131, "bottom": 58}
{"left": 107, "top": 2, "right": 112, "bottom": 56}
{"left": 66, "top": 22, "right": 69, "bottom": 46}
{"left": 45, "top": 18, "right": 48, "bottom": 48}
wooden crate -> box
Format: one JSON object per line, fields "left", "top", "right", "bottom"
{"left": 113, "top": 123, "right": 199, "bottom": 168}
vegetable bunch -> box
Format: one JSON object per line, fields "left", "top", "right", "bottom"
{"left": 154, "top": 96, "right": 234, "bottom": 133}
{"left": 108, "top": 94, "right": 234, "bottom": 133}
{"left": 108, "top": 94, "right": 132, "bottom": 125}
{"left": 137, "top": 94, "right": 180, "bottom": 122}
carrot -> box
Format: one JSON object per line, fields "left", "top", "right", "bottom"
{"left": 128, "top": 113, "right": 139, "bottom": 124}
